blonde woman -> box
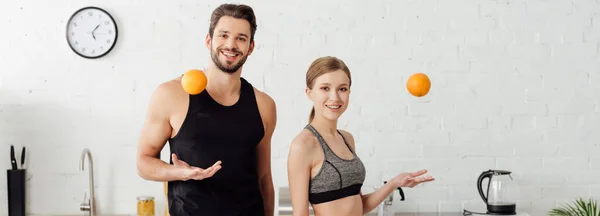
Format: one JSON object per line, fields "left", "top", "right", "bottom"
{"left": 287, "top": 56, "right": 435, "bottom": 216}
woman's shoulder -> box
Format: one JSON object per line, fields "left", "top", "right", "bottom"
{"left": 289, "top": 129, "right": 319, "bottom": 154}
{"left": 337, "top": 129, "right": 356, "bottom": 149}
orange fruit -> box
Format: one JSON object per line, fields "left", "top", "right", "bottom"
{"left": 406, "top": 73, "right": 431, "bottom": 97}
{"left": 181, "top": 69, "right": 207, "bottom": 95}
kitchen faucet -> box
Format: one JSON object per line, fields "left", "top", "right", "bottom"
{"left": 79, "top": 148, "right": 96, "bottom": 216}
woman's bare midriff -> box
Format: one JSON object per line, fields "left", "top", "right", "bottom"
{"left": 312, "top": 194, "right": 363, "bottom": 216}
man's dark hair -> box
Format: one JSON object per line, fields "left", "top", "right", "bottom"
{"left": 208, "top": 4, "right": 258, "bottom": 42}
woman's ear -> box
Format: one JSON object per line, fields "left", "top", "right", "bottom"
{"left": 305, "top": 87, "right": 312, "bottom": 101}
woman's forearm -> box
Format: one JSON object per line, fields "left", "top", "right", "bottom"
{"left": 361, "top": 182, "right": 397, "bottom": 214}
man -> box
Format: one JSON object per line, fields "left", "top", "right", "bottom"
{"left": 136, "top": 4, "right": 276, "bottom": 216}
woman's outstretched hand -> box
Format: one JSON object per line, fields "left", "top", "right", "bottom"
{"left": 390, "top": 169, "right": 435, "bottom": 188}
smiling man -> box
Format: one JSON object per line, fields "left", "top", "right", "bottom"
{"left": 136, "top": 4, "right": 276, "bottom": 216}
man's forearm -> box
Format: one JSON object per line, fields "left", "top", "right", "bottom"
{"left": 137, "top": 155, "right": 182, "bottom": 182}
{"left": 260, "top": 177, "right": 275, "bottom": 216}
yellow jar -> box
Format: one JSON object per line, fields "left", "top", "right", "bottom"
{"left": 137, "top": 196, "right": 155, "bottom": 216}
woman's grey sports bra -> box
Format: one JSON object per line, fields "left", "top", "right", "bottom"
{"left": 305, "top": 124, "right": 366, "bottom": 204}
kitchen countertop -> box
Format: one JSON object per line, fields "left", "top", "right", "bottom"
{"left": 365, "top": 212, "right": 530, "bottom": 216}
{"left": 370, "top": 213, "right": 530, "bottom": 216}
{"left": 353, "top": 213, "right": 460, "bottom": 216}
{"left": 26, "top": 215, "right": 132, "bottom": 216}
{"left": 28, "top": 213, "right": 531, "bottom": 216}
{"left": 279, "top": 213, "right": 531, "bottom": 216}
{"left": 364, "top": 213, "right": 465, "bottom": 216}
{"left": 370, "top": 213, "right": 529, "bottom": 216}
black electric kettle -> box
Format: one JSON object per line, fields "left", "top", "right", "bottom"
{"left": 477, "top": 169, "right": 517, "bottom": 215}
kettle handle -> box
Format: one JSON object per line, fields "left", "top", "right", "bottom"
{"left": 384, "top": 181, "right": 405, "bottom": 201}
{"left": 397, "top": 186, "right": 405, "bottom": 201}
{"left": 477, "top": 170, "right": 495, "bottom": 204}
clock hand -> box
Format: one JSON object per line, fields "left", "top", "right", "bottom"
{"left": 92, "top": 24, "right": 99, "bottom": 40}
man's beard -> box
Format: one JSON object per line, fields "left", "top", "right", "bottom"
{"left": 211, "top": 46, "right": 248, "bottom": 74}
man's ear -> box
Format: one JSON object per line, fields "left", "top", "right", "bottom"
{"left": 248, "top": 40, "right": 255, "bottom": 56}
{"left": 205, "top": 33, "right": 212, "bottom": 49}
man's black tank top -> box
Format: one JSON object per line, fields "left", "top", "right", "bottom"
{"left": 167, "top": 77, "right": 266, "bottom": 216}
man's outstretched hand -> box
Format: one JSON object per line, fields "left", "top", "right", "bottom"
{"left": 172, "top": 153, "right": 222, "bottom": 181}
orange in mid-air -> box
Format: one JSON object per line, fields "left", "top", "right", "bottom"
{"left": 406, "top": 73, "right": 431, "bottom": 97}
{"left": 181, "top": 69, "right": 208, "bottom": 95}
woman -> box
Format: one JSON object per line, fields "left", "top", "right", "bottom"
{"left": 287, "top": 56, "right": 435, "bottom": 216}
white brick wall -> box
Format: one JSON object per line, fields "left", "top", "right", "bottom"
{"left": 1, "top": 0, "right": 599, "bottom": 215}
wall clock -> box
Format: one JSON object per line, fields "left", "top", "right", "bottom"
{"left": 66, "top": 6, "right": 118, "bottom": 59}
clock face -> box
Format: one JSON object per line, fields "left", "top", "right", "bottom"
{"left": 66, "top": 7, "right": 118, "bottom": 59}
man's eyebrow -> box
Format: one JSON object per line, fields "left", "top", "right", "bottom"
{"left": 217, "top": 30, "right": 248, "bottom": 38}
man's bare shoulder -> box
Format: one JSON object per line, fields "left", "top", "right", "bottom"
{"left": 253, "top": 87, "right": 276, "bottom": 128}
{"left": 155, "top": 77, "right": 183, "bottom": 94}
{"left": 151, "top": 77, "right": 185, "bottom": 99}
{"left": 253, "top": 88, "right": 275, "bottom": 109}
{"left": 147, "top": 77, "right": 186, "bottom": 114}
